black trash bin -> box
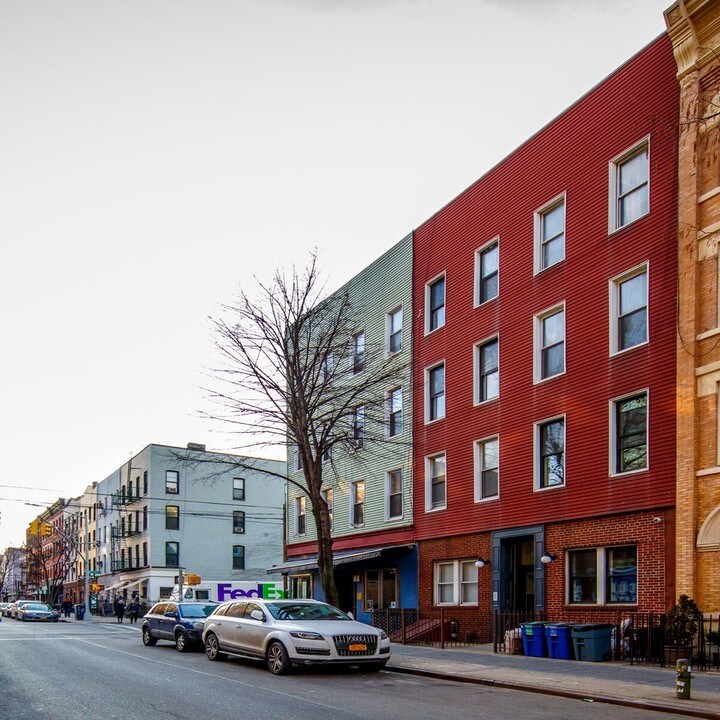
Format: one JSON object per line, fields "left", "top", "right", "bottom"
{"left": 571, "top": 623, "right": 613, "bottom": 661}
{"left": 75, "top": 604, "right": 85, "bottom": 620}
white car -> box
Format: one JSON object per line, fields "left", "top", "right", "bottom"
{"left": 202, "top": 598, "right": 391, "bottom": 675}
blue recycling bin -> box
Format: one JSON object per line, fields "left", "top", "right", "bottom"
{"left": 571, "top": 623, "right": 613, "bottom": 661}
{"left": 75, "top": 604, "right": 85, "bottom": 620}
{"left": 520, "top": 622, "right": 547, "bottom": 657}
{"left": 545, "top": 623, "right": 574, "bottom": 659}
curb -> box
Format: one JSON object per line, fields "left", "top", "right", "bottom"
{"left": 385, "top": 664, "right": 720, "bottom": 720}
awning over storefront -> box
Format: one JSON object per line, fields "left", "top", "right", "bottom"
{"left": 267, "top": 544, "right": 414, "bottom": 574}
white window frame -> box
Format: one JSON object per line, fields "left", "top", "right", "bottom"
{"left": 387, "top": 386, "right": 403, "bottom": 438}
{"left": 473, "top": 334, "right": 499, "bottom": 405}
{"left": 474, "top": 237, "right": 499, "bottom": 307}
{"left": 322, "top": 487, "right": 333, "bottom": 531}
{"left": 533, "top": 414, "right": 566, "bottom": 491}
{"left": 533, "top": 302, "right": 566, "bottom": 384}
{"left": 351, "top": 331, "right": 365, "bottom": 375}
{"left": 609, "top": 388, "right": 649, "bottom": 477}
{"left": 294, "top": 496, "right": 306, "bottom": 536}
{"left": 433, "top": 559, "right": 478, "bottom": 606}
{"left": 474, "top": 435, "right": 500, "bottom": 503}
{"left": 425, "top": 452, "right": 447, "bottom": 512}
{"left": 386, "top": 468, "right": 403, "bottom": 520}
{"left": 292, "top": 447, "right": 303, "bottom": 473}
{"left": 609, "top": 137, "right": 650, "bottom": 233}
{"left": 609, "top": 262, "right": 649, "bottom": 356}
{"left": 351, "top": 405, "right": 365, "bottom": 449}
{"left": 534, "top": 192, "right": 566, "bottom": 274}
{"left": 425, "top": 272, "right": 446, "bottom": 335}
{"left": 425, "top": 361, "right": 446, "bottom": 424}
{"left": 566, "top": 545, "right": 638, "bottom": 606}
{"left": 350, "top": 480, "right": 365, "bottom": 527}
{"left": 386, "top": 305, "right": 403, "bottom": 355}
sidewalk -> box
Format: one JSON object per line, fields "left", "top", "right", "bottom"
{"left": 387, "top": 643, "right": 720, "bottom": 719}
{"left": 64, "top": 615, "right": 720, "bottom": 718}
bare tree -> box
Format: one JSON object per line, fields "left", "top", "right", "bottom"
{"left": 204, "top": 253, "right": 407, "bottom": 606}
{"left": 25, "top": 531, "right": 77, "bottom": 606}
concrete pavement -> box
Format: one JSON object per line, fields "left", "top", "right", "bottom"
{"left": 62, "top": 614, "right": 720, "bottom": 718}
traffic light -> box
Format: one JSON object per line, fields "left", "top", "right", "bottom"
{"left": 40, "top": 522, "right": 53, "bottom": 536}
{"left": 89, "top": 584, "right": 102, "bottom": 593}
{"left": 28, "top": 520, "right": 40, "bottom": 536}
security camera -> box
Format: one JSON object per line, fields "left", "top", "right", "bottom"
{"left": 652, "top": 517, "right": 662, "bottom": 524}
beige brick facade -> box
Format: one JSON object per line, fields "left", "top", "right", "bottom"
{"left": 665, "top": 0, "right": 720, "bottom": 612}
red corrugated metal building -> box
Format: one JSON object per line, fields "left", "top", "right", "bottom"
{"left": 412, "top": 35, "right": 679, "bottom": 634}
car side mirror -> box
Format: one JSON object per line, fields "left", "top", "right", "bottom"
{"left": 250, "top": 609, "right": 266, "bottom": 622}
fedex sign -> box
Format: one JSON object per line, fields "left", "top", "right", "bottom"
{"left": 216, "top": 582, "right": 288, "bottom": 602}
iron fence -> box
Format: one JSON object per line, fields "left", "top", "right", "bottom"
{"left": 371, "top": 608, "right": 487, "bottom": 648}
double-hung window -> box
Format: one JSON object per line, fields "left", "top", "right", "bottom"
{"left": 568, "top": 546, "right": 637, "bottom": 605}
{"left": 426, "top": 453, "right": 447, "bottom": 511}
{"left": 612, "top": 391, "right": 648, "bottom": 474}
{"left": 352, "top": 406, "right": 365, "bottom": 449}
{"left": 387, "top": 469, "right": 403, "bottom": 519}
{"left": 233, "top": 477, "right": 245, "bottom": 501}
{"left": 474, "top": 436, "right": 499, "bottom": 501}
{"left": 388, "top": 387, "right": 403, "bottom": 437}
{"left": 165, "top": 505, "right": 179, "bottom": 530}
{"left": 387, "top": 306, "right": 403, "bottom": 354}
{"left": 434, "top": 559, "right": 478, "bottom": 605}
{"left": 536, "top": 416, "right": 565, "bottom": 489}
{"left": 322, "top": 488, "right": 333, "bottom": 530}
{"left": 351, "top": 481, "right": 365, "bottom": 526}
{"left": 426, "top": 363, "right": 446, "bottom": 422}
{"left": 165, "top": 470, "right": 179, "bottom": 494}
{"left": 611, "top": 264, "right": 648, "bottom": 354}
{"left": 475, "top": 240, "right": 499, "bottom": 305}
{"left": 351, "top": 332, "right": 365, "bottom": 374}
{"left": 165, "top": 541, "right": 179, "bottom": 567}
{"left": 535, "top": 194, "right": 565, "bottom": 272}
{"left": 475, "top": 337, "right": 499, "bottom": 404}
{"left": 233, "top": 510, "right": 245, "bottom": 534}
{"left": 610, "top": 139, "right": 649, "bottom": 231}
{"left": 233, "top": 545, "right": 245, "bottom": 570}
{"left": 295, "top": 496, "right": 306, "bottom": 535}
{"left": 426, "top": 275, "right": 446, "bottom": 333}
{"left": 535, "top": 305, "right": 565, "bottom": 381}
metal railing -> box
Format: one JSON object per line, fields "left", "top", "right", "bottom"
{"left": 371, "top": 608, "right": 488, "bottom": 648}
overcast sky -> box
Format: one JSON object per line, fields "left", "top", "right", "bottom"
{"left": 0, "top": 0, "right": 674, "bottom": 550}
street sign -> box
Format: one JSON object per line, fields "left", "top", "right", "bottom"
{"left": 88, "top": 570, "right": 102, "bottom": 576}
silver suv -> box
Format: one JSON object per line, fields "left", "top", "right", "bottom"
{"left": 202, "top": 598, "right": 391, "bottom": 674}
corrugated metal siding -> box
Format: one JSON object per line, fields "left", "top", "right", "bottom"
{"left": 412, "top": 36, "right": 679, "bottom": 541}
{"left": 286, "top": 233, "right": 414, "bottom": 550}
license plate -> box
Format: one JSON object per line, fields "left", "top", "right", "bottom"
{"left": 40, "top": 617, "right": 47, "bottom": 621}
{"left": 349, "top": 643, "right": 367, "bottom": 652}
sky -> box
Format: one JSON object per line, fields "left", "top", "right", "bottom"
{"left": 0, "top": 0, "right": 674, "bottom": 550}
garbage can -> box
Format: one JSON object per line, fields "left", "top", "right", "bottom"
{"left": 571, "top": 623, "right": 613, "bottom": 661}
{"left": 520, "top": 622, "right": 547, "bottom": 657}
{"left": 545, "top": 623, "right": 574, "bottom": 659}
{"left": 75, "top": 604, "right": 85, "bottom": 620}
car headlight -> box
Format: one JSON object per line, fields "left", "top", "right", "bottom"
{"left": 290, "top": 631, "right": 324, "bottom": 641}
{"left": 193, "top": 621, "right": 205, "bottom": 631}
{"left": 380, "top": 631, "right": 389, "bottom": 640}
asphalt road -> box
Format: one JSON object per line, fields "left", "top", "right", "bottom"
{"left": 0, "top": 619, "right": 692, "bottom": 720}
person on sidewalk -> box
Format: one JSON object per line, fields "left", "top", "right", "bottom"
{"left": 113, "top": 597, "right": 126, "bottom": 624}
{"left": 61, "top": 599, "right": 73, "bottom": 618}
{"left": 127, "top": 598, "right": 141, "bottom": 624}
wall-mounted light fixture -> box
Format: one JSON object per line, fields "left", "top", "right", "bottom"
{"left": 540, "top": 551, "right": 558, "bottom": 564}
{"left": 474, "top": 557, "right": 491, "bottom": 568}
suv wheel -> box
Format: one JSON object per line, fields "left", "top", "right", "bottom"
{"left": 266, "top": 641, "right": 291, "bottom": 675}
{"left": 142, "top": 627, "right": 157, "bottom": 646}
{"left": 204, "top": 633, "right": 227, "bottom": 661}
{"left": 175, "top": 632, "right": 190, "bottom": 653}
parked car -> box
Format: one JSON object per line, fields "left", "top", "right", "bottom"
{"left": 202, "top": 598, "right": 391, "bottom": 675}
{"left": 12, "top": 600, "right": 34, "bottom": 619}
{"left": 3, "top": 602, "right": 17, "bottom": 618}
{"left": 16, "top": 602, "right": 59, "bottom": 622}
{"left": 141, "top": 601, "right": 218, "bottom": 652}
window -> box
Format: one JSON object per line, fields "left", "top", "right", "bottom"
{"left": 388, "top": 387, "right": 403, "bottom": 437}
{"left": 143, "top": 542, "right": 148, "bottom": 567}
{"left": 143, "top": 506, "right": 148, "bottom": 531}
{"left": 434, "top": 560, "right": 478, "bottom": 606}
{"left": 610, "top": 139, "right": 649, "bottom": 231}
{"left": 290, "top": 575, "right": 312, "bottom": 599}
{"left": 387, "top": 306, "right": 403, "bottom": 354}
{"left": 165, "top": 505, "right": 179, "bottom": 530}
{"left": 426, "top": 274, "right": 446, "bottom": 333}
{"left": 165, "top": 470, "right": 179, "bottom": 494}
{"left": 426, "top": 362, "right": 446, "bottom": 422}
{"left": 352, "top": 331, "right": 365, "bottom": 374}
{"left": 568, "top": 546, "right": 637, "bottom": 605}
{"left": 352, "top": 406, "right": 365, "bottom": 449}
{"left": 536, "top": 417, "right": 565, "bottom": 489}
{"left": 295, "top": 496, "right": 306, "bottom": 535}
{"left": 611, "top": 265, "right": 648, "bottom": 354}
{"left": 387, "top": 469, "right": 403, "bottom": 519}
{"left": 475, "top": 240, "right": 499, "bottom": 305}
{"left": 535, "top": 305, "right": 565, "bottom": 382}
{"left": 426, "top": 453, "right": 447, "bottom": 511}
{"left": 612, "top": 391, "right": 648, "bottom": 474}
{"left": 143, "top": 470, "right": 148, "bottom": 495}
{"left": 233, "top": 545, "right": 245, "bottom": 570}
{"left": 475, "top": 337, "right": 499, "bottom": 404}
{"left": 233, "top": 477, "right": 245, "bottom": 501}
{"left": 321, "top": 351, "right": 334, "bottom": 383}
{"left": 165, "top": 541, "right": 179, "bottom": 567}
{"left": 233, "top": 510, "right": 245, "bottom": 534}
{"left": 535, "top": 195, "right": 565, "bottom": 272}
{"left": 293, "top": 447, "right": 303, "bottom": 473}
{"left": 474, "top": 437, "right": 499, "bottom": 501}
{"left": 351, "top": 481, "right": 365, "bottom": 526}
{"left": 322, "top": 488, "right": 333, "bottom": 530}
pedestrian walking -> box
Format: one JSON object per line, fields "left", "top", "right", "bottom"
{"left": 128, "top": 598, "right": 141, "bottom": 624}
{"left": 61, "top": 599, "right": 73, "bottom": 618}
{"left": 113, "top": 597, "right": 126, "bottom": 624}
